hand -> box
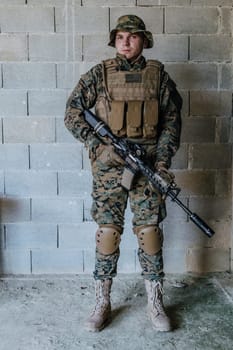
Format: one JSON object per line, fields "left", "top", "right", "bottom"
{"left": 96, "top": 143, "right": 125, "bottom": 166}
{"left": 155, "top": 161, "right": 175, "bottom": 184}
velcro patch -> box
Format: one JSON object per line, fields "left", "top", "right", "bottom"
{"left": 125, "top": 73, "right": 142, "bottom": 83}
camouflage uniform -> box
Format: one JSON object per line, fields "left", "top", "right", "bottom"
{"left": 65, "top": 17, "right": 182, "bottom": 283}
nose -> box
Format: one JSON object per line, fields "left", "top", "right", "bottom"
{"left": 123, "top": 36, "right": 130, "bottom": 46}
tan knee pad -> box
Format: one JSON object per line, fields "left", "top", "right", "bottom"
{"left": 96, "top": 224, "right": 121, "bottom": 255}
{"left": 134, "top": 225, "right": 163, "bottom": 255}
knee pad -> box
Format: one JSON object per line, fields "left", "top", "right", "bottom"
{"left": 134, "top": 225, "right": 163, "bottom": 256}
{"left": 96, "top": 224, "right": 121, "bottom": 255}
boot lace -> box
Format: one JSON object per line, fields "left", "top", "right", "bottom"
{"left": 150, "top": 281, "right": 165, "bottom": 315}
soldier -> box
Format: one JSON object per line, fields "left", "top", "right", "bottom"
{"left": 64, "top": 15, "right": 182, "bottom": 332}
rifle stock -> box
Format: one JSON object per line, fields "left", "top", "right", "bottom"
{"left": 84, "top": 109, "right": 215, "bottom": 238}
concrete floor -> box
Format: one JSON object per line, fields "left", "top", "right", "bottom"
{"left": 0, "top": 273, "right": 232, "bottom": 350}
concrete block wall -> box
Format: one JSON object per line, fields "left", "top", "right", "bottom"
{"left": 0, "top": 0, "right": 232, "bottom": 275}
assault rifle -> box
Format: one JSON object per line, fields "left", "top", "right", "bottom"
{"left": 84, "top": 109, "right": 215, "bottom": 238}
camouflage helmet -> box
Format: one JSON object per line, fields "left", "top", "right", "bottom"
{"left": 108, "top": 15, "right": 153, "bottom": 49}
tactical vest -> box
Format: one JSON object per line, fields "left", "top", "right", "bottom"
{"left": 95, "top": 58, "right": 161, "bottom": 139}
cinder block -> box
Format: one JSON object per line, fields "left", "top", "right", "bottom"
{"left": 0, "top": 197, "right": 30, "bottom": 223}
{"left": 0, "top": 225, "right": 4, "bottom": 249}
{"left": 29, "top": 90, "right": 67, "bottom": 116}
{"left": 58, "top": 170, "right": 92, "bottom": 196}
{"left": 181, "top": 117, "right": 215, "bottom": 143}
{"left": 28, "top": 0, "right": 71, "bottom": 5}
{"left": 0, "top": 90, "right": 27, "bottom": 117}
{"left": 216, "top": 117, "right": 232, "bottom": 143}
{"left": 190, "top": 144, "right": 232, "bottom": 169}
{"left": 220, "top": 8, "right": 233, "bottom": 34}
{"left": 5, "top": 223, "right": 58, "bottom": 249}
{"left": 110, "top": 8, "right": 163, "bottom": 34}
{"left": 138, "top": 0, "right": 190, "bottom": 4}
{"left": 190, "top": 91, "right": 232, "bottom": 117}
{"left": 163, "top": 221, "right": 207, "bottom": 250}
{"left": 0, "top": 64, "right": 2, "bottom": 87}
{"left": 83, "top": 0, "right": 135, "bottom": 5}
{"left": 135, "top": 251, "right": 141, "bottom": 272}
{"left": 0, "top": 249, "right": 31, "bottom": 274}
{"left": 56, "top": 118, "right": 76, "bottom": 143}
{"left": 145, "top": 35, "right": 188, "bottom": 62}
{"left": 58, "top": 222, "right": 97, "bottom": 248}
{"left": 31, "top": 248, "right": 84, "bottom": 274}
{"left": 118, "top": 249, "right": 136, "bottom": 273}
{"left": 56, "top": 6, "right": 109, "bottom": 33}
{"left": 83, "top": 196, "right": 93, "bottom": 222}
{"left": 165, "top": 7, "right": 219, "bottom": 34}
{"left": 163, "top": 248, "right": 187, "bottom": 273}
{"left": 0, "top": 144, "right": 29, "bottom": 169}
{"left": 190, "top": 35, "right": 232, "bottom": 62}
{"left": 0, "top": 34, "right": 27, "bottom": 61}
{"left": 56, "top": 63, "right": 81, "bottom": 89}
{"left": 180, "top": 90, "right": 189, "bottom": 118}
{"left": 0, "top": 171, "right": 4, "bottom": 194}
{"left": 82, "top": 147, "right": 91, "bottom": 171}
{"left": 121, "top": 225, "right": 138, "bottom": 249}
{"left": 31, "top": 197, "right": 84, "bottom": 223}
{"left": 3, "top": 117, "right": 55, "bottom": 143}
{"left": 3, "top": 63, "right": 56, "bottom": 89}
{"left": 163, "top": 196, "right": 188, "bottom": 221}
{"left": 206, "top": 220, "right": 231, "bottom": 249}
{"left": 0, "top": 6, "right": 55, "bottom": 33}
{"left": 124, "top": 201, "right": 133, "bottom": 224}
{"left": 171, "top": 144, "right": 189, "bottom": 169}
{"left": 191, "top": 0, "right": 233, "bottom": 5}
{"left": 189, "top": 196, "right": 232, "bottom": 222}
{"left": 186, "top": 247, "right": 230, "bottom": 273}
{"left": 221, "top": 64, "right": 233, "bottom": 89}
{"left": 4, "top": 170, "right": 57, "bottom": 196}
{"left": 83, "top": 249, "right": 95, "bottom": 274}
{"left": 30, "top": 143, "right": 83, "bottom": 170}
{"left": 175, "top": 170, "right": 215, "bottom": 196}
{"left": 215, "top": 169, "right": 232, "bottom": 196}
{"left": 0, "top": 0, "right": 25, "bottom": 3}
{"left": 165, "top": 63, "right": 218, "bottom": 89}
{"left": 29, "top": 34, "right": 82, "bottom": 62}
{"left": 83, "top": 35, "right": 114, "bottom": 61}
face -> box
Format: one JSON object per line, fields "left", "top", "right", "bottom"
{"left": 115, "top": 31, "right": 145, "bottom": 61}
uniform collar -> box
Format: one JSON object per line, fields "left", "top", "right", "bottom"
{"left": 116, "top": 54, "right": 146, "bottom": 71}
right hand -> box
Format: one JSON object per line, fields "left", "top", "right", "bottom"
{"left": 96, "top": 143, "right": 125, "bottom": 166}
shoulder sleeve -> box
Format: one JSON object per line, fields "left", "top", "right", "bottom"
{"left": 64, "top": 63, "right": 103, "bottom": 143}
{"left": 68, "top": 63, "right": 102, "bottom": 111}
{"left": 166, "top": 78, "right": 183, "bottom": 111}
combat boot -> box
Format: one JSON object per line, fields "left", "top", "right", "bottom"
{"left": 85, "top": 279, "right": 112, "bottom": 332}
{"left": 145, "top": 279, "right": 171, "bottom": 332}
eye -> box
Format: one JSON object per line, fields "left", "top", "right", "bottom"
{"left": 116, "top": 35, "right": 123, "bottom": 40}
{"left": 130, "top": 34, "right": 138, "bottom": 40}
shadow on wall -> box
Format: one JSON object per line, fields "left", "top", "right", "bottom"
{"left": 0, "top": 197, "right": 29, "bottom": 275}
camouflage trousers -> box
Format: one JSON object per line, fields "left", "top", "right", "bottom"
{"left": 90, "top": 142, "right": 166, "bottom": 281}
{"left": 94, "top": 248, "right": 164, "bottom": 281}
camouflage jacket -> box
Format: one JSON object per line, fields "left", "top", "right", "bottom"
{"left": 64, "top": 54, "right": 182, "bottom": 168}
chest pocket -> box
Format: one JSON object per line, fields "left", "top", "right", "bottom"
{"left": 102, "top": 59, "right": 161, "bottom": 138}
